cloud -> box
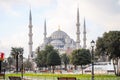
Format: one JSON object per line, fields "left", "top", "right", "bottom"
{"left": 1, "top": 0, "right": 119, "bottom": 29}
{"left": 0, "top": 0, "right": 53, "bottom": 8}
{"left": 78, "top": 0, "right": 120, "bottom": 29}
{"left": 0, "top": 31, "right": 28, "bottom": 58}
{"left": 0, "top": 0, "right": 53, "bottom": 16}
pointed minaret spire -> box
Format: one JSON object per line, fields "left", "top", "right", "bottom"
{"left": 83, "top": 18, "right": 87, "bottom": 49}
{"left": 29, "top": 9, "right": 32, "bottom": 25}
{"left": 76, "top": 7, "right": 80, "bottom": 49}
{"left": 44, "top": 19, "right": 47, "bottom": 42}
{"left": 77, "top": 7, "right": 79, "bottom": 23}
{"left": 28, "top": 9, "right": 33, "bottom": 59}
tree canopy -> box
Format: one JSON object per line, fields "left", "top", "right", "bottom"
{"left": 23, "top": 59, "right": 33, "bottom": 70}
{"left": 61, "top": 53, "right": 70, "bottom": 70}
{"left": 96, "top": 31, "right": 120, "bottom": 59}
{"left": 71, "top": 49, "right": 91, "bottom": 73}
{"left": 10, "top": 47, "right": 24, "bottom": 73}
{"left": 71, "top": 49, "right": 91, "bottom": 65}
{"left": 35, "top": 45, "right": 61, "bottom": 71}
{"left": 96, "top": 31, "right": 120, "bottom": 75}
{"left": 47, "top": 49, "right": 61, "bottom": 66}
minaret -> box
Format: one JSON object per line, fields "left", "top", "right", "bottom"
{"left": 83, "top": 18, "right": 87, "bottom": 49}
{"left": 76, "top": 7, "right": 80, "bottom": 49}
{"left": 28, "top": 9, "right": 33, "bottom": 59}
{"left": 44, "top": 19, "right": 47, "bottom": 43}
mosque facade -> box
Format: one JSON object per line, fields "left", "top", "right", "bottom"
{"left": 40, "top": 26, "right": 76, "bottom": 54}
{"left": 39, "top": 7, "right": 87, "bottom": 55}
{"left": 28, "top": 7, "right": 87, "bottom": 58}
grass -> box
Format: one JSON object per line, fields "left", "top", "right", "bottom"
{"left": 5, "top": 73, "right": 120, "bottom": 80}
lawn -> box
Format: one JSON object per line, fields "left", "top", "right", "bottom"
{"left": 5, "top": 73, "right": 120, "bottom": 80}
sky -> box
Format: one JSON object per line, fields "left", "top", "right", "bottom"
{"left": 0, "top": 0, "right": 120, "bottom": 58}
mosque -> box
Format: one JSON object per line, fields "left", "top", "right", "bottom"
{"left": 28, "top": 7, "right": 87, "bottom": 59}
{"left": 40, "top": 25, "right": 76, "bottom": 55}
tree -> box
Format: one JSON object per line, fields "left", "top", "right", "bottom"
{"left": 35, "top": 50, "right": 47, "bottom": 68}
{"left": 96, "top": 31, "right": 120, "bottom": 76}
{"left": 71, "top": 49, "right": 91, "bottom": 74}
{"left": 47, "top": 49, "right": 61, "bottom": 73}
{"left": 35, "top": 45, "right": 61, "bottom": 73}
{"left": 7, "top": 56, "right": 15, "bottom": 70}
{"left": 24, "top": 59, "right": 33, "bottom": 71}
{"left": 11, "top": 47, "right": 24, "bottom": 73}
{"left": 95, "top": 37, "right": 107, "bottom": 61}
{"left": 2, "top": 60, "right": 8, "bottom": 70}
{"left": 35, "top": 45, "right": 53, "bottom": 69}
{"left": 61, "top": 53, "right": 70, "bottom": 70}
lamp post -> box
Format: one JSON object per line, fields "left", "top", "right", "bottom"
{"left": 91, "top": 40, "right": 95, "bottom": 80}
{"left": 20, "top": 53, "right": 23, "bottom": 79}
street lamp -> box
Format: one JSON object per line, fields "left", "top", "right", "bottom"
{"left": 91, "top": 40, "right": 95, "bottom": 80}
{"left": 20, "top": 53, "right": 23, "bottom": 79}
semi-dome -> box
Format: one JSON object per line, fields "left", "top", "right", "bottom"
{"left": 50, "top": 40, "right": 64, "bottom": 46}
{"left": 51, "top": 30, "right": 68, "bottom": 40}
{"left": 50, "top": 40, "right": 64, "bottom": 49}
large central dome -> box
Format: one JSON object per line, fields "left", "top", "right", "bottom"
{"left": 51, "top": 30, "right": 68, "bottom": 40}
{"left": 40, "top": 28, "right": 76, "bottom": 54}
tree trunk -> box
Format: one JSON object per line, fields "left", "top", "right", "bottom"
{"left": 117, "top": 58, "right": 119, "bottom": 76}
{"left": 112, "top": 58, "right": 120, "bottom": 76}
{"left": 48, "top": 66, "right": 51, "bottom": 72}
{"left": 16, "top": 54, "right": 18, "bottom": 73}
{"left": 52, "top": 66, "right": 55, "bottom": 73}
{"left": 117, "top": 58, "right": 120, "bottom": 76}
{"left": 81, "top": 65, "right": 83, "bottom": 74}
{"left": 113, "top": 59, "right": 117, "bottom": 75}
{"left": 65, "top": 64, "right": 67, "bottom": 71}
{"left": 74, "top": 65, "right": 77, "bottom": 70}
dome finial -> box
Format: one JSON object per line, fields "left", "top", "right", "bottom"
{"left": 58, "top": 25, "right": 61, "bottom": 31}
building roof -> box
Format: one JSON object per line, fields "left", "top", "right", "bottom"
{"left": 51, "top": 30, "right": 69, "bottom": 40}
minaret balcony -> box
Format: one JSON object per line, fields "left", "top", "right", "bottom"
{"left": 83, "top": 32, "right": 86, "bottom": 34}
{"left": 29, "top": 25, "right": 33, "bottom": 28}
{"left": 76, "top": 32, "right": 80, "bottom": 34}
{"left": 29, "top": 33, "right": 33, "bottom": 36}
{"left": 76, "top": 23, "right": 80, "bottom": 26}
{"left": 29, "top": 42, "right": 33, "bottom": 45}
